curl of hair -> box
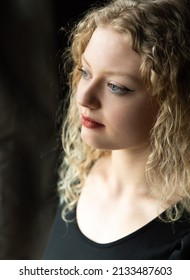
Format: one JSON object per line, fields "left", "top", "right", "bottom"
{"left": 58, "top": 0, "right": 190, "bottom": 222}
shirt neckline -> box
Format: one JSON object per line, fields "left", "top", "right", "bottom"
{"left": 74, "top": 213, "right": 162, "bottom": 248}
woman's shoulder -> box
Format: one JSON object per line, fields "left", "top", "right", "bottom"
{"left": 169, "top": 232, "right": 190, "bottom": 259}
{"left": 168, "top": 211, "right": 190, "bottom": 259}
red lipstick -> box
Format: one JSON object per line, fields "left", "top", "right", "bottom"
{"left": 81, "top": 114, "right": 104, "bottom": 129}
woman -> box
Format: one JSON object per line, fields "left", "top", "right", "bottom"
{"left": 44, "top": 0, "right": 190, "bottom": 259}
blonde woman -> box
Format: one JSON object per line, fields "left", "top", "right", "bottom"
{"left": 44, "top": 0, "right": 190, "bottom": 259}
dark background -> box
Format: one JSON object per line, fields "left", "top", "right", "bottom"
{"left": 0, "top": 0, "right": 101, "bottom": 259}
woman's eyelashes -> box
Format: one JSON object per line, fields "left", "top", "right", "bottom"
{"left": 78, "top": 68, "right": 90, "bottom": 80}
{"left": 107, "top": 82, "right": 134, "bottom": 96}
{"left": 78, "top": 68, "right": 135, "bottom": 96}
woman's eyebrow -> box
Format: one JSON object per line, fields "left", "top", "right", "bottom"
{"left": 81, "top": 54, "right": 141, "bottom": 82}
{"left": 81, "top": 54, "right": 91, "bottom": 67}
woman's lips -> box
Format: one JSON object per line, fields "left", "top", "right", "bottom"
{"left": 81, "top": 114, "right": 104, "bottom": 129}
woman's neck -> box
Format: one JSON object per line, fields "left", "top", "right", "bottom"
{"left": 106, "top": 144, "right": 151, "bottom": 196}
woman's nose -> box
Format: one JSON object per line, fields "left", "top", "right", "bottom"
{"left": 77, "top": 80, "right": 101, "bottom": 109}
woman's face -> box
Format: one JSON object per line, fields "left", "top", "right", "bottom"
{"left": 76, "top": 26, "right": 158, "bottom": 150}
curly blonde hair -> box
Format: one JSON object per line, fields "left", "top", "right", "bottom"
{"left": 58, "top": 0, "right": 190, "bottom": 221}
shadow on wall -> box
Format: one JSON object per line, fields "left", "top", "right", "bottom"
{"left": 0, "top": 0, "right": 61, "bottom": 259}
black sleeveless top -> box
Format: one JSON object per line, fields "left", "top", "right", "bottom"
{"left": 43, "top": 205, "right": 190, "bottom": 260}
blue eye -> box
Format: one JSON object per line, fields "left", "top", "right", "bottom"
{"left": 108, "top": 82, "right": 134, "bottom": 96}
{"left": 78, "top": 68, "right": 89, "bottom": 79}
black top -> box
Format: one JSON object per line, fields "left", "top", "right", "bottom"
{"left": 43, "top": 205, "right": 190, "bottom": 260}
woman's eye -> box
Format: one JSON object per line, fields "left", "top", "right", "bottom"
{"left": 78, "top": 68, "right": 89, "bottom": 79}
{"left": 108, "top": 82, "right": 134, "bottom": 96}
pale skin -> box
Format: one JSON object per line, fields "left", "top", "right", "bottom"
{"left": 76, "top": 26, "right": 165, "bottom": 243}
